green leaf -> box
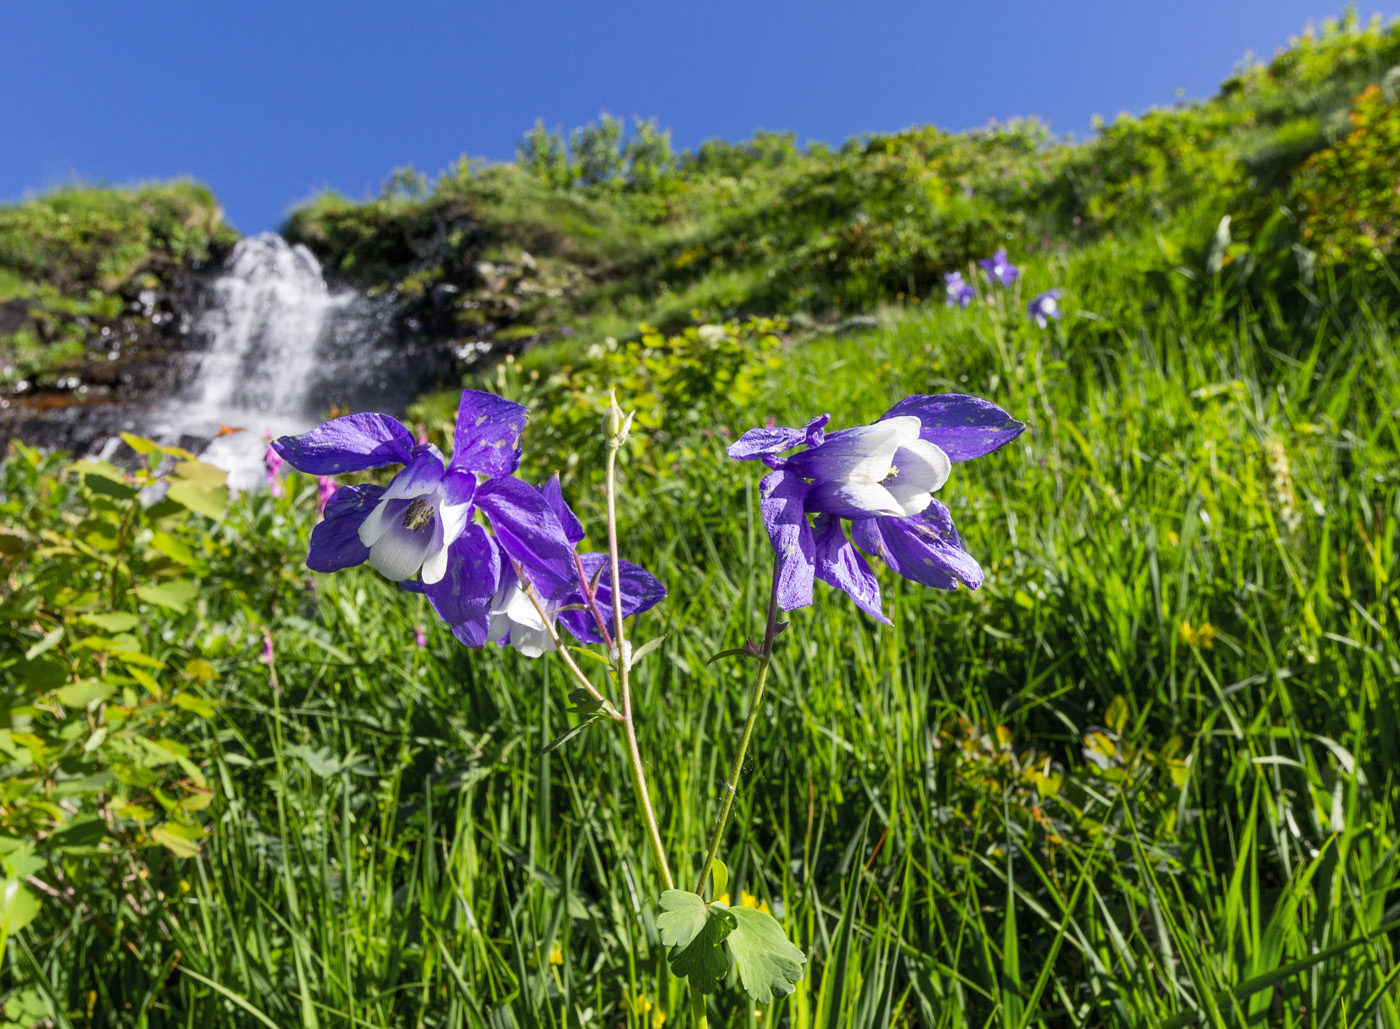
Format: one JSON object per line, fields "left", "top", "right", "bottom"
{"left": 628, "top": 634, "right": 666, "bottom": 669}
{"left": 150, "top": 826, "right": 202, "bottom": 858}
{"left": 666, "top": 901, "right": 736, "bottom": 995}
{"left": 0, "top": 877, "right": 41, "bottom": 934}
{"left": 55, "top": 680, "right": 115, "bottom": 709}
{"left": 541, "top": 711, "right": 605, "bottom": 754}
{"left": 134, "top": 580, "right": 198, "bottom": 614}
{"left": 48, "top": 816, "right": 108, "bottom": 853}
{"left": 72, "top": 460, "right": 137, "bottom": 500}
{"left": 726, "top": 905, "right": 807, "bottom": 1004}
{"left": 120, "top": 432, "right": 160, "bottom": 455}
{"left": 80, "top": 612, "right": 141, "bottom": 632}
{"left": 166, "top": 480, "right": 228, "bottom": 520}
{"left": 657, "top": 890, "right": 709, "bottom": 950}
{"left": 24, "top": 626, "right": 64, "bottom": 661}
{"left": 171, "top": 692, "right": 217, "bottom": 718}
{"left": 172, "top": 459, "right": 228, "bottom": 488}
{"left": 710, "top": 858, "right": 729, "bottom": 901}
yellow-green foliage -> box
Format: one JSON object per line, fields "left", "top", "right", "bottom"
{"left": 1298, "top": 83, "right": 1400, "bottom": 264}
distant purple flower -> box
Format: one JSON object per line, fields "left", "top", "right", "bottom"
{"left": 259, "top": 633, "right": 275, "bottom": 665}
{"left": 944, "top": 272, "right": 976, "bottom": 309}
{"left": 978, "top": 249, "right": 1019, "bottom": 287}
{"left": 415, "top": 624, "right": 427, "bottom": 647}
{"left": 728, "top": 395, "right": 1024, "bottom": 621}
{"left": 317, "top": 475, "right": 338, "bottom": 514}
{"left": 1027, "top": 289, "right": 1063, "bottom": 328}
{"left": 264, "top": 437, "right": 284, "bottom": 499}
{"left": 273, "top": 389, "right": 575, "bottom": 648}
{"left": 484, "top": 475, "right": 666, "bottom": 658}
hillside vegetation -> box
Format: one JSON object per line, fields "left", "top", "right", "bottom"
{"left": 1, "top": 12, "right": 1400, "bottom": 1028}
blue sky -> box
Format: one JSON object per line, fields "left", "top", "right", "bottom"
{"left": 2, "top": 2, "right": 1387, "bottom": 233}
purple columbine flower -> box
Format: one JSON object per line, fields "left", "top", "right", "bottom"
{"left": 978, "top": 249, "right": 1019, "bottom": 287}
{"left": 944, "top": 271, "right": 976, "bottom": 309}
{"left": 483, "top": 475, "right": 666, "bottom": 658}
{"left": 728, "top": 395, "right": 1024, "bottom": 621}
{"left": 1027, "top": 289, "right": 1062, "bottom": 328}
{"left": 272, "top": 389, "right": 575, "bottom": 647}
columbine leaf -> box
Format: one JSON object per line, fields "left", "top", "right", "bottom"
{"left": 726, "top": 905, "right": 807, "bottom": 1004}
{"left": 628, "top": 634, "right": 666, "bottom": 670}
{"left": 657, "top": 890, "right": 709, "bottom": 950}
{"left": 666, "top": 900, "right": 736, "bottom": 994}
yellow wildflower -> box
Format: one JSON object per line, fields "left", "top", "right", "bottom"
{"left": 1197, "top": 622, "right": 1217, "bottom": 649}
{"left": 717, "top": 892, "right": 730, "bottom": 906}
{"left": 739, "top": 890, "right": 772, "bottom": 915}
{"left": 1178, "top": 621, "right": 1197, "bottom": 646}
{"left": 548, "top": 945, "right": 564, "bottom": 967}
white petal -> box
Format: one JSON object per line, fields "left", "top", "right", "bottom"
{"left": 894, "top": 440, "right": 951, "bottom": 494}
{"left": 886, "top": 483, "right": 933, "bottom": 516}
{"left": 366, "top": 522, "right": 434, "bottom": 581}
{"left": 358, "top": 498, "right": 396, "bottom": 547}
{"left": 800, "top": 422, "right": 906, "bottom": 484}
{"left": 419, "top": 522, "right": 450, "bottom": 585}
{"left": 513, "top": 624, "right": 557, "bottom": 659}
{"left": 437, "top": 492, "right": 473, "bottom": 546}
{"left": 810, "top": 480, "right": 905, "bottom": 518}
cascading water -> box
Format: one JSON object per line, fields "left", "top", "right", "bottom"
{"left": 158, "top": 233, "right": 424, "bottom": 489}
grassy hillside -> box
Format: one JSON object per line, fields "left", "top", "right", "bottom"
{"left": 0, "top": 182, "right": 236, "bottom": 398}
{"left": 1, "top": 11, "right": 1400, "bottom": 1028}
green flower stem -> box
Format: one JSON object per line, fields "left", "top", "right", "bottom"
{"left": 606, "top": 438, "right": 675, "bottom": 892}
{"left": 693, "top": 552, "right": 782, "bottom": 897}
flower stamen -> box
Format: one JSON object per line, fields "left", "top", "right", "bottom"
{"left": 402, "top": 497, "right": 435, "bottom": 532}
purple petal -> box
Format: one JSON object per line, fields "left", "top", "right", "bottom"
{"left": 306, "top": 484, "right": 384, "bottom": 572}
{"left": 475, "top": 475, "right": 577, "bottom": 601}
{"left": 727, "top": 414, "right": 830, "bottom": 462}
{"left": 558, "top": 553, "right": 667, "bottom": 644}
{"left": 851, "top": 500, "right": 983, "bottom": 590}
{"left": 272, "top": 414, "right": 415, "bottom": 474}
{"left": 812, "top": 514, "right": 889, "bottom": 624}
{"left": 381, "top": 445, "right": 447, "bottom": 500}
{"left": 449, "top": 389, "right": 528, "bottom": 478}
{"left": 761, "top": 470, "right": 816, "bottom": 612}
{"left": 880, "top": 394, "right": 1025, "bottom": 462}
{"left": 540, "top": 473, "right": 586, "bottom": 545}
{"left": 419, "top": 524, "right": 502, "bottom": 648}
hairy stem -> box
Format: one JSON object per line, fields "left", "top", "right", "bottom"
{"left": 517, "top": 569, "right": 616, "bottom": 716}
{"left": 606, "top": 440, "right": 674, "bottom": 890}
{"left": 693, "top": 552, "right": 782, "bottom": 897}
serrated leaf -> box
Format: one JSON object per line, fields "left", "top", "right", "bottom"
{"left": 657, "top": 890, "right": 709, "bottom": 950}
{"left": 668, "top": 902, "right": 736, "bottom": 994}
{"left": 726, "top": 905, "right": 807, "bottom": 1004}
{"left": 628, "top": 634, "right": 666, "bottom": 669}
{"left": 134, "top": 580, "right": 198, "bottom": 614}
{"left": 80, "top": 612, "right": 141, "bottom": 632}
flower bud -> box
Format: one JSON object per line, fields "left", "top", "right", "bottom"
{"left": 603, "top": 390, "right": 635, "bottom": 446}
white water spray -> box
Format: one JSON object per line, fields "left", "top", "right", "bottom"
{"left": 158, "top": 233, "right": 404, "bottom": 489}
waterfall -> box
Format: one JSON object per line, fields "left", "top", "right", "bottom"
{"left": 159, "top": 233, "right": 418, "bottom": 490}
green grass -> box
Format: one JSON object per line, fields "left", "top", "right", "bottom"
{"left": 4, "top": 223, "right": 1398, "bottom": 1025}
